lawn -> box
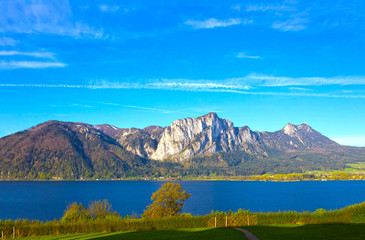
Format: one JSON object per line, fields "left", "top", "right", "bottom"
{"left": 244, "top": 223, "right": 365, "bottom": 240}
{"left": 17, "top": 227, "right": 246, "bottom": 240}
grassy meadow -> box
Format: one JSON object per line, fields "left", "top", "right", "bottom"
{"left": 16, "top": 228, "right": 244, "bottom": 240}
{"left": 14, "top": 224, "right": 365, "bottom": 240}
{"left": 1, "top": 201, "right": 364, "bottom": 239}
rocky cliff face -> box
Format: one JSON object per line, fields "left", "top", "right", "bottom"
{"left": 150, "top": 112, "right": 271, "bottom": 160}
{"left": 95, "top": 112, "right": 338, "bottom": 161}
{"left": 95, "top": 124, "right": 163, "bottom": 159}
{"left": 150, "top": 113, "right": 233, "bottom": 160}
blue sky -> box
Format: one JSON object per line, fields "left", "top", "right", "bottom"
{"left": 1, "top": 0, "right": 365, "bottom": 146}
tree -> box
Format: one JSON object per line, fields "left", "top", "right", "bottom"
{"left": 88, "top": 200, "right": 117, "bottom": 219}
{"left": 142, "top": 182, "right": 191, "bottom": 218}
{"left": 61, "top": 202, "right": 90, "bottom": 222}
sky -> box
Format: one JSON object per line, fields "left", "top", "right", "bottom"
{"left": 0, "top": 0, "right": 365, "bottom": 146}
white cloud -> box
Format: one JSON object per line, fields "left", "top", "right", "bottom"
{"left": 0, "top": 37, "right": 18, "bottom": 46}
{"left": 272, "top": 17, "right": 308, "bottom": 31}
{"left": 242, "top": 74, "right": 365, "bottom": 86}
{"left": 3, "top": 74, "right": 365, "bottom": 88}
{"left": 71, "top": 104, "right": 93, "bottom": 108}
{"left": 185, "top": 18, "right": 243, "bottom": 29}
{"left": 236, "top": 52, "right": 261, "bottom": 59}
{"left": 0, "top": 51, "right": 56, "bottom": 60}
{"left": 271, "top": 11, "right": 310, "bottom": 32}
{"left": 331, "top": 137, "right": 365, "bottom": 147}
{"left": 244, "top": 2, "right": 311, "bottom": 32}
{"left": 246, "top": 3, "right": 297, "bottom": 12}
{"left": 288, "top": 87, "right": 312, "bottom": 91}
{"left": 0, "top": 82, "right": 364, "bottom": 98}
{"left": 0, "top": 1, "right": 103, "bottom": 39}
{"left": 1, "top": 74, "right": 365, "bottom": 98}
{"left": 0, "top": 61, "right": 66, "bottom": 69}
{"left": 99, "top": 5, "right": 120, "bottom": 12}
{"left": 147, "top": 81, "right": 251, "bottom": 91}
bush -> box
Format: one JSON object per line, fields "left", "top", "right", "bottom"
{"left": 62, "top": 202, "right": 90, "bottom": 222}
{"left": 88, "top": 200, "right": 119, "bottom": 219}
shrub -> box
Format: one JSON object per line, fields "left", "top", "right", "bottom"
{"left": 61, "top": 202, "right": 90, "bottom": 222}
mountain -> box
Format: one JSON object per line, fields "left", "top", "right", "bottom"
{"left": 97, "top": 112, "right": 341, "bottom": 161}
{"left": 0, "top": 121, "right": 150, "bottom": 180}
{"left": 94, "top": 124, "right": 163, "bottom": 159}
{"left": 151, "top": 112, "right": 265, "bottom": 160}
{"left": 1, "top": 113, "right": 365, "bottom": 180}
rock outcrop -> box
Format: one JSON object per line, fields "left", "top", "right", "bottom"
{"left": 95, "top": 112, "right": 338, "bottom": 161}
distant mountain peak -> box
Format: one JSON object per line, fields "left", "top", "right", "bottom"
{"left": 199, "top": 112, "right": 218, "bottom": 119}
{"left": 94, "top": 124, "right": 120, "bottom": 131}
{"left": 297, "top": 122, "right": 313, "bottom": 132}
{"left": 282, "top": 122, "right": 314, "bottom": 137}
{"left": 282, "top": 123, "right": 297, "bottom": 137}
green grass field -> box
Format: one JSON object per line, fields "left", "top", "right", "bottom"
{"left": 15, "top": 223, "right": 365, "bottom": 240}
{"left": 17, "top": 228, "right": 246, "bottom": 240}
{"left": 244, "top": 223, "right": 365, "bottom": 240}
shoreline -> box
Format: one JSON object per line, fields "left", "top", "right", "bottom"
{"left": 0, "top": 178, "right": 364, "bottom": 182}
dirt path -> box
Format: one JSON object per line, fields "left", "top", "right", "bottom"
{"left": 234, "top": 227, "right": 260, "bottom": 240}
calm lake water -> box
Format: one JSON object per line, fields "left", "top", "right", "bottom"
{"left": 0, "top": 180, "right": 364, "bottom": 221}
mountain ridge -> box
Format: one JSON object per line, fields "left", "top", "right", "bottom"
{"left": 0, "top": 113, "right": 364, "bottom": 180}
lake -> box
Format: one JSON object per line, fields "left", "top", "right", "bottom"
{"left": 0, "top": 180, "right": 364, "bottom": 221}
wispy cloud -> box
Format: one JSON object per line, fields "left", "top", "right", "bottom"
{"left": 243, "top": 1, "right": 311, "bottom": 32}
{"left": 0, "top": 1, "right": 103, "bottom": 39}
{"left": 98, "top": 5, "right": 120, "bottom": 12}
{"left": 71, "top": 104, "right": 94, "bottom": 108}
{"left": 243, "top": 74, "right": 365, "bottom": 86}
{"left": 147, "top": 80, "right": 251, "bottom": 91}
{"left": 0, "top": 82, "right": 364, "bottom": 98}
{"left": 0, "top": 61, "right": 66, "bottom": 69}
{"left": 236, "top": 52, "right": 261, "bottom": 59}
{"left": 1, "top": 74, "right": 365, "bottom": 98}
{"left": 184, "top": 18, "right": 244, "bottom": 29}
{"left": 331, "top": 137, "right": 365, "bottom": 147}
{"left": 246, "top": 3, "right": 297, "bottom": 12}
{"left": 288, "top": 87, "right": 312, "bottom": 91}
{"left": 0, "top": 37, "right": 18, "bottom": 46}
{"left": 214, "top": 90, "right": 365, "bottom": 99}
{"left": 272, "top": 16, "right": 308, "bottom": 31}
{"left": 0, "top": 51, "right": 56, "bottom": 60}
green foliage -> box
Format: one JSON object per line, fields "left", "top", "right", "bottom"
{"left": 1, "top": 202, "right": 365, "bottom": 239}
{"left": 142, "top": 183, "right": 191, "bottom": 218}
{"left": 61, "top": 200, "right": 118, "bottom": 223}
{"left": 62, "top": 202, "right": 90, "bottom": 222}
{"left": 313, "top": 208, "right": 327, "bottom": 217}
{"left": 89, "top": 200, "right": 118, "bottom": 219}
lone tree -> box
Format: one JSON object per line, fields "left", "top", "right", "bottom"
{"left": 142, "top": 182, "right": 191, "bottom": 218}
